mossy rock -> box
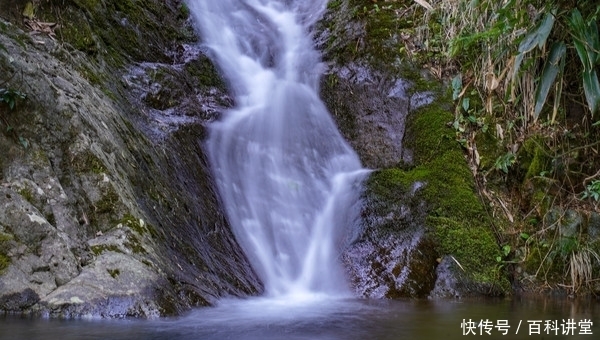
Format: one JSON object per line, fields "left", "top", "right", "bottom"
{"left": 0, "top": 231, "right": 13, "bottom": 273}
{"left": 519, "top": 136, "right": 551, "bottom": 182}
{"left": 36, "top": 0, "right": 193, "bottom": 67}
{"left": 365, "top": 94, "right": 509, "bottom": 295}
{"left": 0, "top": 253, "right": 9, "bottom": 274}
{"left": 324, "top": 0, "right": 433, "bottom": 72}
{"left": 474, "top": 123, "right": 504, "bottom": 171}
{"left": 71, "top": 150, "right": 107, "bottom": 174}
{"left": 90, "top": 244, "right": 122, "bottom": 255}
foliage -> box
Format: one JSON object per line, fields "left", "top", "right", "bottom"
{"left": 0, "top": 87, "right": 26, "bottom": 110}
{"left": 1, "top": 59, "right": 28, "bottom": 147}
{"left": 334, "top": 0, "right": 600, "bottom": 293}
{"left": 581, "top": 180, "right": 600, "bottom": 201}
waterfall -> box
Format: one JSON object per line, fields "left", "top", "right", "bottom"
{"left": 189, "top": 0, "right": 366, "bottom": 297}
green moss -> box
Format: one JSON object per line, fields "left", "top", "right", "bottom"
{"left": 179, "top": 3, "right": 190, "bottom": 19}
{"left": 0, "top": 253, "right": 9, "bottom": 274}
{"left": 124, "top": 235, "right": 147, "bottom": 254}
{"left": 0, "top": 232, "right": 13, "bottom": 274}
{"left": 72, "top": 150, "right": 106, "bottom": 174}
{"left": 18, "top": 187, "right": 34, "bottom": 203}
{"left": 95, "top": 187, "right": 119, "bottom": 214}
{"left": 184, "top": 55, "right": 227, "bottom": 90}
{"left": 107, "top": 268, "right": 120, "bottom": 278}
{"left": 474, "top": 123, "right": 504, "bottom": 171}
{"left": 325, "top": 0, "right": 430, "bottom": 72}
{"left": 57, "top": 8, "right": 97, "bottom": 52}
{"left": 327, "top": 0, "right": 342, "bottom": 10}
{"left": 430, "top": 216, "right": 500, "bottom": 280}
{"left": 0, "top": 232, "right": 13, "bottom": 243}
{"left": 119, "top": 214, "right": 147, "bottom": 235}
{"left": 366, "top": 95, "right": 509, "bottom": 293}
{"left": 520, "top": 137, "right": 550, "bottom": 182}
{"left": 90, "top": 244, "right": 122, "bottom": 255}
{"left": 118, "top": 213, "right": 158, "bottom": 239}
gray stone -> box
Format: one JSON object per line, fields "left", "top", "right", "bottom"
{"left": 0, "top": 5, "right": 260, "bottom": 317}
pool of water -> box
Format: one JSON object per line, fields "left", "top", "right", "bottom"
{"left": 1, "top": 296, "right": 598, "bottom": 339}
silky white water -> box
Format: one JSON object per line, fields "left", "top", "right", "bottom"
{"left": 188, "top": 0, "right": 365, "bottom": 297}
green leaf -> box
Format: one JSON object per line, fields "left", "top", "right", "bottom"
{"left": 569, "top": 9, "right": 600, "bottom": 71}
{"left": 569, "top": 9, "right": 594, "bottom": 71}
{"left": 18, "top": 137, "right": 29, "bottom": 149}
{"left": 452, "top": 74, "right": 462, "bottom": 100}
{"left": 582, "top": 69, "right": 600, "bottom": 115}
{"left": 517, "top": 11, "right": 555, "bottom": 54}
{"left": 534, "top": 42, "right": 566, "bottom": 119}
{"left": 462, "top": 97, "right": 470, "bottom": 112}
{"left": 520, "top": 233, "right": 530, "bottom": 240}
{"left": 514, "top": 11, "right": 556, "bottom": 79}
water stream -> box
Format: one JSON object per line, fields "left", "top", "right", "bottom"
{"left": 189, "top": 0, "right": 366, "bottom": 297}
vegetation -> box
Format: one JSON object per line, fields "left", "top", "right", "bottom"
{"left": 0, "top": 59, "right": 27, "bottom": 147}
{"left": 331, "top": 0, "right": 600, "bottom": 294}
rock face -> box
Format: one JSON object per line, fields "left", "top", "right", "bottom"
{"left": 0, "top": 1, "right": 261, "bottom": 317}
{"left": 317, "top": 1, "right": 507, "bottom": 298}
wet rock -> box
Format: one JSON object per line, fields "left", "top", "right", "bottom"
{"left": 0, "top": 288, "right": 40, "bottom": 311}
{"left": 1, "top": 1, "right": 260, "bottom": 317}
{"left": 561, "top": 210, "right": 582, "bottom": 238}
{"left": 588, "top": 212, "right": 600, "bottom": 239}
{"left": 344, "top": 228, "right": 438, "bottom": 298}
{"left": 317, "top": 0, "right": 508, "bottom": 298}
{"left": 38, "top": 252, "right": 165, "bottom": 318}
{"left": 320, "top": 62, "right": 413, "bottom": 169}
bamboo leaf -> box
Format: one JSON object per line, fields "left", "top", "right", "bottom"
{"left": 569, "top": 9, "right": 595, "bottom": 70}
{"left": 517, "top": 11, "right": 555, "bottom": 54}
{"left": 534, "top": 42, "right": 566, "bottom": 119}
{"left": 514, "top": 11, "right": 556, "bottom": 81}
{"left": 582, "top": 69, "right": 600, "bottom": 115}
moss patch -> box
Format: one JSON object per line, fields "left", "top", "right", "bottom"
{"left": 90, "top": 244, "right": 122, "bottom": 255}
{"left": 324, "top": 0, "right": 435, "bottom": 73}
{"left": 519, "top": 137, "right": 551, "bottom": 182}
{"left": 0, "top": 253, "right": 9, "bottom": 273}
{"left": 95, "top": 186, "right": 120, "bottom": 214}
{"left": 72, "top": 150, "right": 106, "bottom": 174}
{"left": 119, "top": 213, "right": 158, "bottom": 239}
{"left": 124, "top": 235, "right": 147, "bottom": 254}
{"left": 18, "top": 187, "right": 34, "bottom": 203}
{"left": 366, "top": 94, "right": 509, "bottom": 294}
{"left": 0, "top": 231, "right": 12, "bottom": 274}
{"left": 107, "top": 268, "right": 120, "bottom": 278}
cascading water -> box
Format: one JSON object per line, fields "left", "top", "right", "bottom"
{"left": 188, "top": 0, "right": 366, "bottom": 298}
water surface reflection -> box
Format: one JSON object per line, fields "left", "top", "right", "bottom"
{"left": 1, "top": 297, "right": 598, "bottom": 339}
